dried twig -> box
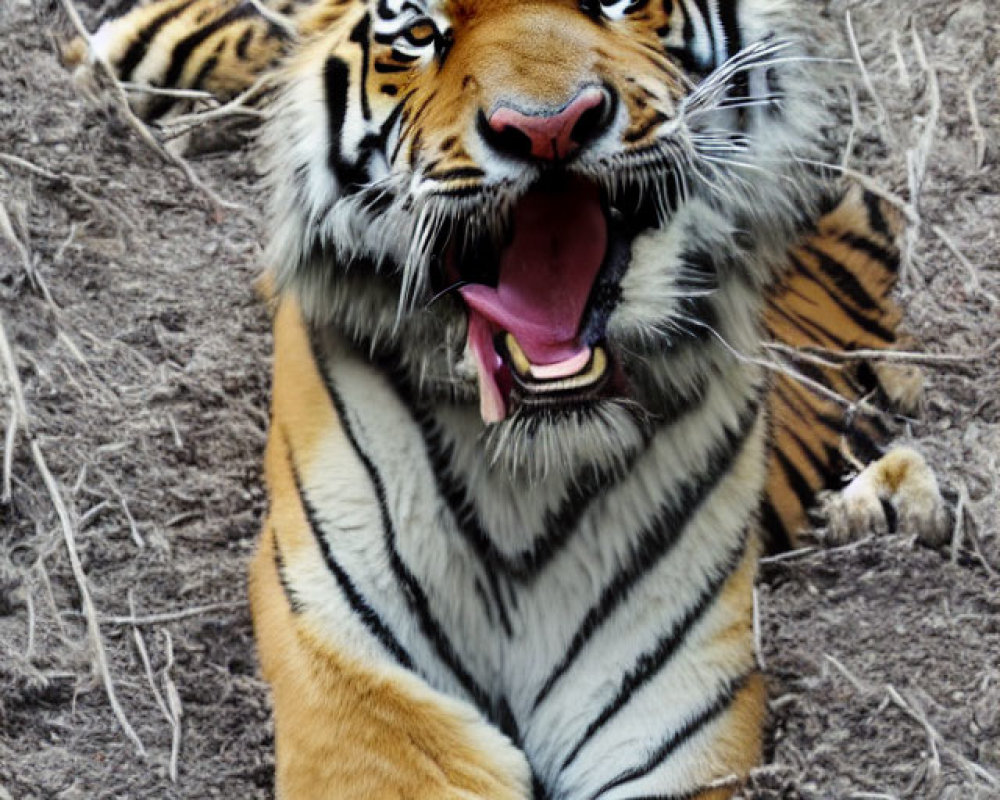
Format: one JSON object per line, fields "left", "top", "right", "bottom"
{"left": 245, "top": 0, "right": 298, "bottom": 39}
{"left": 845, "top": 11, "right": 894, "bottom": 143}
{"left": 760, "top": 534, "right": 907, "bottom": 566}
{"left": 98, "top": 470, "right": 145, "bottom": 548}
{"left": 794, "top": 158, "right": 919, "bottom": 225}
{"left": 930, "top": 224, "right": 986, "bottom": 296}
{"left": 0, "top": 201, "right": 104, "bottom": 396}
{"left": 159, "top": 73, "right": 274, "bottom": 141}
{"left": 162, "top": 630, "right": 183, "bottom": 782}
{"left": 0, "top": 151, "right": 134, "bottom": 231}
{"left": 130, "top": 592, "right": 171, "bottom": 723}
{"left": 883, "top": 685, "right": 1000, "bottom": 787}
{"left": 94, "top": 600, "right": 246, "bottom": 627}
{"left": 890, "top": 30, "right": 910, "bottom": 89}
{"left": 966, "top": 518, "right": 1000, "bottom": 581}
{"left": 25, "top": 586, "right": 36, "bottom": 659}
{"left": 0, "top": 314, "right": 145, "bottom": 755}
{"left": 949, "top": 483, "right": 968, "bottom": 566}
{"left": 765, "top": 342, "right": 982, "bottom": 368}
{"left": 129, "top": 592, "right": 181, "bottom": 781}
{"left": 824, "top": 653, "right": 869, "bottom": 694}
{"left": 841, "top": 84, "right": 860, "bottom": 170}
{"left": 3, "top": 397, "right": 17, "bottom": 504}
{"left": 965, "top": 78, "right": 986, "bottom": 170}
{"left": 120, "top": 82, "right": 216, "bottom": 101}
{"left": 902, "top": 25, "right": 942, "bottom": 283}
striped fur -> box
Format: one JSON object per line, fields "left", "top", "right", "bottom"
{"left": 67, "top": 0, "right": 928, "bottom": 797}
{"left": 762, "top": 186, "right": 908, "bottom": 549}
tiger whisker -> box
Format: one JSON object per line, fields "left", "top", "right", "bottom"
{"left": 425, "top": 280, "right": 469, "bottom": 308}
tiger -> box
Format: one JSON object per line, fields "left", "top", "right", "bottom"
{"left": 63, "top": 0, "right": 952, "bottom": 797}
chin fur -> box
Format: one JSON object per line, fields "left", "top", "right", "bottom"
{"left": 479, "top": 400, "right": 654, "bottom": 484}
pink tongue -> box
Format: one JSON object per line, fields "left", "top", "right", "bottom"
{"left": 460, "top": 182, "right": 607, "bottom": 365}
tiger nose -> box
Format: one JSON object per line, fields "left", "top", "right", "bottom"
{"left": 482, "top": 86, "right": 613, "bottom": 161}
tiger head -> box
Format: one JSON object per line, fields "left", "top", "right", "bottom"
{"left": 265, "top": 0, "right": 828, "bottom": 473}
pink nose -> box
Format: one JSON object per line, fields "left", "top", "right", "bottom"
{"left": 487, "top": 86, "right": 609, "bottom": 161}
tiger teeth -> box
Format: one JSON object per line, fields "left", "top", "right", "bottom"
{"left": 530, "top": 347, "right": 593, "bottom": 380}
{"left": 504, "top": 333, "right": 532, "bottom": 377}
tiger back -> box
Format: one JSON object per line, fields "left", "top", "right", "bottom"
{"left": 63, "top": 0, "right": 950, "bottom": 797}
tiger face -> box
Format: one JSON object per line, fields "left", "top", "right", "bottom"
{"left": 266, "top": 0, "right": 824, "bottom": 472}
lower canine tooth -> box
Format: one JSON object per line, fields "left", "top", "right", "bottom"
{"left": 504, "top": 333, "right": 532, "bottom": 377}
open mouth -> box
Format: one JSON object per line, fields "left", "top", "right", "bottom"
{"left": 453, "top": 175, "right": 646, "bottom": 424}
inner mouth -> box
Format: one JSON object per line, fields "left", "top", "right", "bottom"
{"left": 454, "top": 175, "right": 638, "bottom": 423}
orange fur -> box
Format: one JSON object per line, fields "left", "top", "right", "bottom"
{"left": 763, "top": 187, "right": 906, "bottom": 547}
{"left": 254, "top": 297, "right": 531, "bottom": 799}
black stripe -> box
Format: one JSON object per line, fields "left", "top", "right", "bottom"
{"left": 716, "top": 0, "right": 741, "bottom": 63}
{"left": 271, "top": 526, "right": 304, "bottom": 614}
{"left": 390, "top": 48, "right": 421, "bottom": 63}
{"left": 428, "top": 183, "right": 486, "bottom": 198}
{"left": 161, "top": 4, "right": 257, "bottom": 92}
{"left": 424, "top": 166, "right": 486, "bottom": 182}
{"left": 235, "top": 27, "right": 253, "bottom": 59}
{"left": 349, "top": 14, "right": 373, "bottom": 121}
{"left": 323, "top": 56, "right": 371, "bottom": 191}
{"left": 561, "top": 528, "right": 750, "bottom": 769}
{"left": 774, "top": 446, "right": 815, "bottom": 520}
{"left": 485, "top": 569, "right": 514, "bottom": 636}
{"left": 863, "top": 191, "right": 892, "bottom": 239}
{"left": 790, "top": 252, "right": 896, "bottom": 343}
{"left": 189, "top": 54, "right": 219, "bottom": 91}
{"left": 800, "top": 245, "right": 881, "bottom": 315}
{"left": 623, "top": 111, "right": 668, "bottom": 144}
{"left": 309, "top": 330, "right": 494, "bottom": 714}
{"left": 838, "top": 232, "right": 899, "bottom": 275}
{"left": 118, "top": 0, "right": 198, "bottom": 82}
{"left": 532, "top": 392, "right": 763, "bottom": 710}
{"left": 379, "top": 363, "right": 663, "bottom": 581}
{"left": 766, "top": 294, "right": 847, "bottom": 349}
{"left": 759, "top": 497, "right": 792, "bottom": 552}
{"left": 607, "top": 790, "right": 705, "bottom": 800}
{"left": 285, "top": 430, "right": 414, "bottom": 668}
{"left": 374, "top": 61, "right": 411, "bottom": 73}
{"left": 784, "top": 427, "right": 832, "bottom": 485}
{"left": 413, "top": 412, "right": 637, "bottom": 579}
{"left": 473, "top": 578, "right": 494, "bottom": 625}
{"left": 588, "top": 671, "right": 755, "bottom": 800}
{"left": 716, "top": 0, "right": 746, "bottom": 100}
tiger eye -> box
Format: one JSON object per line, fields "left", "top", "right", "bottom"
{"left": 406, "top": 22, "right": 436, "bottom": 43}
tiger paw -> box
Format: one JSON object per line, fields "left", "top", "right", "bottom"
{"left": 819, "top": 447, "right": 951, "bottom": 547}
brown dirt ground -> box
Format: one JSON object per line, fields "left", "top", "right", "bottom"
{"left": 0, "top": 1, "right": 997, "bottom": 798}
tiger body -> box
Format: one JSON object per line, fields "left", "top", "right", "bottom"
{"left": 65, "top": 0, "right": 949, "bottom": 796}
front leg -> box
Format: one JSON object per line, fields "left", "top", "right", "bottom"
{"left": 250, "top": 524, "right": 534, "bottom": 800}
